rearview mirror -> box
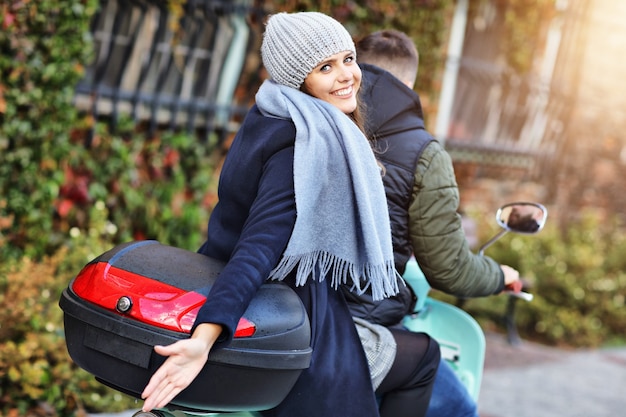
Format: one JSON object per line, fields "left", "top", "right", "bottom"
{"left": 496, "top": 202, "right": 547, "bottom": 234}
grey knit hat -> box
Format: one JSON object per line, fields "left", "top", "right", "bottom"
{"left": 261, "top": 12, "right": 356, "bottom": 90}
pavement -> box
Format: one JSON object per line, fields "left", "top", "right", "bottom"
{"left": 478, "top": 331, "right": 626, "bottom": 417}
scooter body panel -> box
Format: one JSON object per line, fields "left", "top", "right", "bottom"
{"left": 402, "top": 258, "right": 486, "bottom": 400}
{"left": 402, "top": 298, "right": 485, "bottom": 401}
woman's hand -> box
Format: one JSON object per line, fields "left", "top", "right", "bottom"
{"left": 141, "top": 323, "right": 223, "bottom": 411}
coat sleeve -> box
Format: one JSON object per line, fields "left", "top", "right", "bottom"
{"left": 193, "top": 145, "right": 297, "bottom": 346}
{"left": 407, "top": 141, "right": 504, "bottom": 297}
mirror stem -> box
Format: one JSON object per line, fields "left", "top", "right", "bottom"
{"left": 478, "top": 229, "right": 508, "bottom": 256}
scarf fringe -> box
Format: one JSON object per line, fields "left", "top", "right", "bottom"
{"left": 268, "top": 251, "right": 400, "bottom": 301}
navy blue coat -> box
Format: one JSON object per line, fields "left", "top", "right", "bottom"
{"left": 195, "top": 106, "right": 380, "bottom": 416}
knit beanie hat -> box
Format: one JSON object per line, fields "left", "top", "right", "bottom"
{"left": 261, "top": 12, "right": 356, "bottom": 90}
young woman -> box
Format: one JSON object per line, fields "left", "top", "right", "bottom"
{"left": 140, "top": 12, "right": 439, "bottom": 417}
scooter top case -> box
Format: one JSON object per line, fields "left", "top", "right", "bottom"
{"left": 59, "top": 240, "right": 312, "bottom": 412}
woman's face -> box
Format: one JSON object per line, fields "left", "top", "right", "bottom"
{"left": 303, "top": 51, "right": 361, "bottom": 114}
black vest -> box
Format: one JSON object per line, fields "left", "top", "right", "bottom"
{"left": 361, "top": 63, "right": 435, "bottom": 275}
{"left": 342, "top": 64, "right": 436, "bottom": 325}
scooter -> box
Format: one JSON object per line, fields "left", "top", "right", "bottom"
{"left": 60, "top": 202, "right": 547, "bottom": 417}
{"left": 402, "top": 201, "right": 547, "bottom": 401}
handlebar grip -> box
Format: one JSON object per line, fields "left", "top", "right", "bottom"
{"left": 505, "top": 280, "right": 524, "bottom": 293}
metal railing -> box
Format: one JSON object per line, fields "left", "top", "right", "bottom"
{"left": 74, "top": 0, "right": 257, "bottom": 144}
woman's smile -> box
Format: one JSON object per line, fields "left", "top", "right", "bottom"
{"left": 333, "top": 85, "right": 354, "bottom": 97}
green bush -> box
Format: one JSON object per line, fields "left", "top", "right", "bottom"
{"left": 453, "top": 208, "right": 626, "bottom": 348}
{"left": 0, "top": 0, "right": 98, "bottom": 261}
{"left": 0, "top": 203, "right": 137, "bottom": 416}
{"left": 58, "top": 120, "right": 217, "bottom": 253}
{"left": 1, "top": 0, "right": 215, "bottom": 262}
{"left": 0, "top": 1, "right": 219, "bottom": 414}
{"left": 1, "top": 191, "right": 214, "bottom": 416}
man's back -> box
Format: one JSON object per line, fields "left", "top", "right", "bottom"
{"left": 359, "top": 63, "right": 434, "bottom": 275}
{"left": 350, "top": 29, "right": 521, "bottom": 417}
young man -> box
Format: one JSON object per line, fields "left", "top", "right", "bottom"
{"left": 347, "top": 29, "right": 522, "bottom": 417}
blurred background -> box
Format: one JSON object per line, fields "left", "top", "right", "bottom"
{"left": 1, "top": 0, "right": 625, "bottom": 415}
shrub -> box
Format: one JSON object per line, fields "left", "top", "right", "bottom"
{"left": 454, "top": 208, "right": 626, "bottom": 348}
{"left": 0, "top": 1, "right": 220, "bottom": 411}
{"left": 0, "top": 203, "right": 137, "bottom": 416}
{"left": 57, "top": 120, "right": 218, "bottom": 254}
{"left": 0, "top": 0, "right": 98, "bottom": 261}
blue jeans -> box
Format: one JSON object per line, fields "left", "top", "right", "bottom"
{"left": 426, "top": 358, "right": 479, "bottom": 417}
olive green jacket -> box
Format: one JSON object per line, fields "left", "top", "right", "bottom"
{"left": 409, "top": 140, "right": 504, "bottom": 297}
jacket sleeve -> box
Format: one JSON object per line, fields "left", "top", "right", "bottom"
{"left": 407, "top": 141, "right": 504, "bottom": 297}
{"left": 193, "top": 145, "right": 297, "bottom": 346}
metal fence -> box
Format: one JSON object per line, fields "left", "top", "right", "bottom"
{"left": 74, "top": 0, "right": 258, "bottom": 144}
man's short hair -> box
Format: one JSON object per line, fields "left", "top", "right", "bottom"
{"left": 356, "top": 29, "right": 419, "bottom": 88}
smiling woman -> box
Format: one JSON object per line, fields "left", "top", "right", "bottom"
{"left": 87, "top": 11, "right": 440, "bottom": 417}
{"left": 302, "top": 51, "right": 362, "bottom": 115}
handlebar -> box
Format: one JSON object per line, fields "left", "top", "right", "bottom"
{"left": 504, "top": 281, "right": 534, "bottom": 301}
{"left": 504, "top": 290, "right": 534, "bottom": 302}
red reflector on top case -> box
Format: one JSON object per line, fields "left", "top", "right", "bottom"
{"left": 71, "top": 262, "right": 256, "bottom": 337}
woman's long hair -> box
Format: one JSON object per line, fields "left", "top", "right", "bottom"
{"left": 349, "top": 98, "right": 367, "bottom": 135}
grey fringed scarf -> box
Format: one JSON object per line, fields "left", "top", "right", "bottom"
{"left": 256, "top": 80, "right": 399, "bottom": 301}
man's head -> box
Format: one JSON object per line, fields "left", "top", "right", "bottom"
{"left": 355, "top": 29, "right": 419, "bottom": 89}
